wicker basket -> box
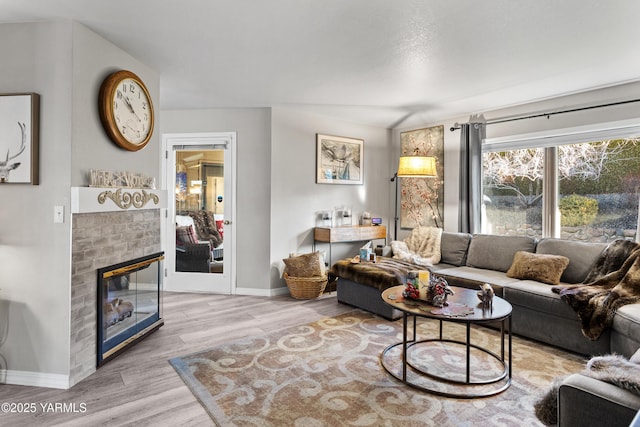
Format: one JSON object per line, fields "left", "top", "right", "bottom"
{"left": 284, "top": 272, "right": 328, "bottom": 299}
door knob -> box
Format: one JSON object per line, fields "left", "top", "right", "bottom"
{"left": 223, "top": 220, "right": 232, "bottom": 225}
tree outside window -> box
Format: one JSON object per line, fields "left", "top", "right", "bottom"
{"left": 482, "top": 137, "right": 640, "bottom": 242}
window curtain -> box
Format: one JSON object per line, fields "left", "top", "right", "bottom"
{"left": 458, "top": 120, "right": 485, "bottom": 234}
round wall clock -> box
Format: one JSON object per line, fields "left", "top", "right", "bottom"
{"left": 98, "top": 70, "right": 154, "bottom": 152}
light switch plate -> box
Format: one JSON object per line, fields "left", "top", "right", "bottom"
{"left": 54, "top": 205, "right": 64, "bottom": 223}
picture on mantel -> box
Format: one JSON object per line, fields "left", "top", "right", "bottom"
{"left": 400, "top": 125, "right": 444, "bottom": 229}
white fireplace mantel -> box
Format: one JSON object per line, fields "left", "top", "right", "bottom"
{"left": 71, "top": 187, "right": 167, "bottom": 214}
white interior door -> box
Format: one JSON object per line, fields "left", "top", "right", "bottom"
{"left": 162, "top": 132, "right": 236, "bottom": 294}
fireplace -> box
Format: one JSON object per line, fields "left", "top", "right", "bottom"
{"left": 96, "top": 252, "right": 164, "bottom": 366}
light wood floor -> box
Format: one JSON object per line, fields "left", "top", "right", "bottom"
{"left": 0, "top": 291, "right": 355, "bottom": 426}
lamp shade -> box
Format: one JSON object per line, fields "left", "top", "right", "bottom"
{"left": 397, "top": 156, "right": 437, "bottom": 177}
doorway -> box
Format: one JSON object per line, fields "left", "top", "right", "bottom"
{"left": 162, "top": 132, "right": 236, "bottom": 294}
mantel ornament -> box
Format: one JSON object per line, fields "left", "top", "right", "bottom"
{"left": 89, "top": 169, "right": 156, "bottom": 189}
{"left": 98, "top": 188, "right": 159, "bottom": 210}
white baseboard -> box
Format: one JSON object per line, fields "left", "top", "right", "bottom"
{"left": 235, "top": 286, "right": 290, "bottom": 297}
{"left": 2, "top": 369, "right": 70, "bottom": 389}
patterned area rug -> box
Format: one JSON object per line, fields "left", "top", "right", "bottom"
{"left": 170, "top": 310, "right": 585, "bottom": 426}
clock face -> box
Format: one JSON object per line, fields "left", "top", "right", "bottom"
{"left": 113, "top": 78, "right": 152, "bottom": 145}
{"left": 99, "top": 70, "right": 155, "bottom": 151}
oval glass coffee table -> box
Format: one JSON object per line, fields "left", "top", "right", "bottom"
{"left": 380, "top": 285, "right": 512, "bottom": 398}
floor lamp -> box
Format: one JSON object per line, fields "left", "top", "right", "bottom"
{"left": 390, "top": 155, "right": 437, "bottom": 240}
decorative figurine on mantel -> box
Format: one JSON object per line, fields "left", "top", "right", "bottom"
{"left": 89, "top": 169, "right": 156, "bottom": 189}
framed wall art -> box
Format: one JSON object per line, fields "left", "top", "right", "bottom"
{"left": 0, "top": 93, "right": 39, "bottom": 184}
{"left": 400, "top": 125, "right": 444, "bottom": 228}
{"left": 316, "top": 133, "right": 363, "bottom": 185}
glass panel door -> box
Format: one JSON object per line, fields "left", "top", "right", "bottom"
{"left": 163, "top": 132, "right": 235, "bottom": 294}
{"left": 175, "top": 150, "right": 225, "bottom": 274}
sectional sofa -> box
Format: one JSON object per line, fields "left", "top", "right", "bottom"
{"left": 334, "top": 231, "right": 640, "bottom": 357}
{"left": 332, "top": 231, "right": 640, "bottom": 427}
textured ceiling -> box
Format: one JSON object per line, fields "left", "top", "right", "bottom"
{"left": 2, "top": 0, "right": 639, "bottom": 128}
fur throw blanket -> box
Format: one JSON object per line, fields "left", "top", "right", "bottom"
{"left": 329, "top": 257, "right": 420, "bottom": 292}
{"left": 583, "top": 239, "right": 640, "bottom": 283}
{"left": 391, "top": 226, "right": 442, "bottom": 266}
{"left": 535, "top": 353, "right": 640, "bottom": 426}
{"left": 552, "top": 240, "right": 640, "bottom": 340}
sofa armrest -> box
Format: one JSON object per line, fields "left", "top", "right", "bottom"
{"left": 177, "top": 243, "right": 210, "bottom": 254}
{"left": 176, "top": 243, "right": 211, "bottom": 273}
{"left": 558, "top": 373, "right": 640, "bottom": 427}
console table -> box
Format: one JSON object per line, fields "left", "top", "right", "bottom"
{"left": 313, "top": 225, "right": 387, "bottom": 265}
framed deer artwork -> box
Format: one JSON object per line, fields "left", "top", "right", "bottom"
{"left": 0, "top": 93, "right": 39, "bottom": 184}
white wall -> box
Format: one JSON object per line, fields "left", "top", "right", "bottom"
{"left": 71, "top": 23, "right": 160, "bottom": 186}
{"left": 0, "top": 21, "right": 161, "bottom": 388}
{"left": 0, "top": 21, "right": 74, "bottom": 384}
{"left": 68, "top": 22, "right": 161, "bottom": 387}
{"left": 483, "top": 81, "right": 640, "bottom": 139}
{"left": 159, "top": 108, "right": 272, "bottom": 291}
{"left": 270, "top": 107, "right": 391, "bottom": 289}
{"left": 160, "top": 107, "right": 392, "bottom": 293}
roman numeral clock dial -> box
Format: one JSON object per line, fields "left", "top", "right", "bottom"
{"left": 99, "top": 70, "right": 154, "bottom": 152}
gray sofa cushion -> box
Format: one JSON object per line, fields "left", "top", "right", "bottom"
{"left": 437, "top": 266, "right": 521, "bottom": 296}
{"left": 536, "top": 238, "right": 606, "bottom": 284}
{"left": 504, "top": 281, "right": 612, "bottom": 355}
{"left": 466, "top": 234, "right": 536, "bottom": 272}
{"left": 504, "top": 280, "right": 582, "bottom": 320}
{"left": 439, "top": 231, "right": 472, "bottom": 266}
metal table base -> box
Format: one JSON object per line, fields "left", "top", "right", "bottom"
{"left": 380, "top": 313, "right": 512, "bottom": 398}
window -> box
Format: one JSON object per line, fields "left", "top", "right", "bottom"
{"left": 482, "top": 123, "right": 640, "bottom": 243}
{"left": 558, "top": 139, "right": 640, "bottom": 241}
{"left": 483, "top": 147, "right": 544, "bottom": 236}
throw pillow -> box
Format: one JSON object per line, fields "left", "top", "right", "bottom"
{"left": 506, "top": 251, "right": 570, "bottom": 285}
{"left": 176, "top": 225, "right": 197, "bottom": 246}
{"left": 215, "top": 220, "right": 224, "bottom": 238}
{"left": 283, "top": 252, "right": 324, "bottom": 277}
{"left": 187, "top": 224, "right": 199, "bottom": 243}
{"left": 288, "top": 251, "right": 327, "bottom": 275}
{"left": 440, "top": 232, "right": 472, "bottom": 266}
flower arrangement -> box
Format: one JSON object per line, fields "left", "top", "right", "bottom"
{"left": 403, "top": 271, "right": 454, "bottom": 307}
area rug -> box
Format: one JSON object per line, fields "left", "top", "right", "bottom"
{"left": 169, "top": 310, "right": 585, "bottom": 426}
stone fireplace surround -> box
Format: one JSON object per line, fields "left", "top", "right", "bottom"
{"left": 69, "top": 187, "right": 165, "bottom": 387}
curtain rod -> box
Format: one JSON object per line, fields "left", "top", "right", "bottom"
{"left": 449, "top": 98, "right": 640, "bottom": 131}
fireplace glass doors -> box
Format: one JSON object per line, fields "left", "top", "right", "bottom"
{"left": 97, "top": 252, "right": 164, "bottom": 366}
